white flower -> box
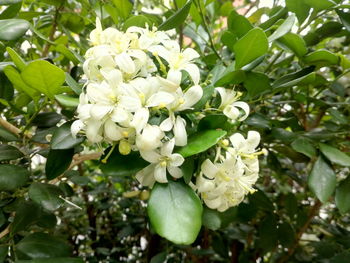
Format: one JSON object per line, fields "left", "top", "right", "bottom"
{"left": 136, "top": 124, "right": 164, "bottom": 151}
{"left": 216, "top": 88, "right": 250, "bottom": 121}
{"left": 136, "top": 139, "right": 184, "bottom": 186}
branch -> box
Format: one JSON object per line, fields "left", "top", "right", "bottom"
{"left": 0, "top": 225, "right": 10, "bottom": 239}
{"left": 0, "top": 117, "right": 21, "bottom": 136}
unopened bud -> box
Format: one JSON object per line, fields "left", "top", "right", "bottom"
{"left": 119, "top": 140, "right": 131, "bottom": 155}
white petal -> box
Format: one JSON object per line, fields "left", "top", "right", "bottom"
{"left": 136, "top": 164, "right": 156, "bottom": 187}
{"left": 110, "top": 107, "right": 129, "bottom": 123}
{"left": 159, "top": 117, "right": 173, "bottom": 131}
{"left": 161, "top": 139, "right": 175, "bottom": 157}
{"left": 229, "top": 133, "right": 245, "bottom": 150}
{"left": 71, "top": 120, "right": 84, "bottom": 138}
{"left": 140, "top": 150, "right": 161, "bottom": 163}
{"left": 167, "top": 166, "right": 183, "bottom": 179}
{"left": 115, "top": 52, "right": 135, "bottom": 74}
{"left": 174, "top": 116, "right": 187, "bottom": 146}
{"left": 130, "top": 108, "right": 149, "bottom": 133}
{"left": 183, "top": 48, "right": 200, "bottom": 60}
{"left": 119, "top": 95, "right": 142, "bottom": 112}
{"left": 86, "top": 120, "right": 103, "bottom": 143}
{"left": 154, "top": 164, "right": 168, "bottom": 183}
{"left": 183, "top": 63, "right": 200, "bottom": 84}
{"left": 169, "top": 153, "right": 184, "bottom": 167}
{"left": 167, "top": 70, "right": 182, "bottom": 86}
{"left": 201, "top": 159, "right": 219, "bottom": 179}
{"left": 232, "top": 101, "right": 250, "bottom": 121}
{"left": 90, "top": 105, "right": 113, "bottom": 119}
{"left": 204, "top": 197, "right": 222, "bottom": 210}
{"left": 223, "top": 105, "right": 240, "bottom": 120}
{"left": 178, "top": 85, "right": 203, "bottom": 111}
{"left": 136, "top": 124, "right": 164, "bottom": 151}
{"left": 146, "top": 91, "right": 175, "bottom": 107}
{"left": 104, "top": 120, "right": 123, "bottom": 141}
{"left": 100, "top": 68, "right": 122, "bottom": 88}
{"left": 247, "top": 131, "right": 261, "bottom": 150}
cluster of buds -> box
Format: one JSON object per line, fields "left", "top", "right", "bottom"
{"left": 72, "top": 19, "right": 264, "bottom": 211}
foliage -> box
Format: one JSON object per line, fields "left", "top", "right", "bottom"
{"left": 0, "top": 0, "right": 350, "bottom": 262}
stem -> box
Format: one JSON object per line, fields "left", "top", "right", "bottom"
{"left": 0, "top": 225, "right": 10, "bottom": 239}
{"left": 0, "top": 117, "right": 21, "bottom": 136}
{"left": 42, "top": 6, "right": 62, "bottom": 57}
{"left": 264, "top": 50, "right": 283, "bottom": 73}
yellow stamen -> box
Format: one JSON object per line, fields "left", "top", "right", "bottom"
{"left": 158, "top": 102, "right": 166, "bottom": 108}
{"left": 160, "top": 161, "right": 167, "bottom": 167}
{"left": 122, "top": 131, "right": 129, "bottom": 137}
{"left": 178, "top": 98, "right": 185, "bottom": 104}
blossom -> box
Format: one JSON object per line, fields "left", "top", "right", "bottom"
{"left": 216, "top": 88, "right": 250, "bottom": 121}
{"left": 136, "top": 139, "right": 184, "bottom": 186}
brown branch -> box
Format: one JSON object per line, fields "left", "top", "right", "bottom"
{"left": 0, "top": 117, "right": 21, "bottom": 136}
{"left": 42, "top": 6, "right": 62, "bottom": 57}
{"left": 0, "top": 225, "right": 10, "bottom": 239}
{"left": 277, "top": 200, "right": 322, "bottom": 263}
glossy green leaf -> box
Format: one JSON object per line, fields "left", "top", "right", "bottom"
{"left": 335, "top": 176, "right": 350, "bottom": 214}
{"left": 148, "top": 180, "right": 202, "bottom": 245}
{"left": 233, "top": 28, "right": 268, "bottom": 69}
{"left": 227, "top": 11, "right": 253, "bottom": 38}
{"left": 17, "top": 258, "right": 84, "bottom": 263}
{"left": 259, "top": 7, "right": 288, "bottom": 30}
{"left": 112, "top": 0, "right": 132, "bottom": 20}
{"left": 268, "top": 14, "right": 296, "bottom": 42}
{"left": 123, "top": 15, "right": 152, "bottom": 30}
{"left": 158, "top": 0, "right": 192, "bottom": 30}
{"left": 243, "top": 72, "right": 271, "bottom": 98}
{"left": 45, "top": 149, "right": 74, "bottom": 180}
{"left": 55, "top": 94, "right": 79, "bottom": 108}
{"left": 21, "top": 60, "right": 65, "bottom": 99}
{"left": 304, "top": 22, "right": 343, "bottom": 46}
{"left": 32, "top": 112, "right": 62, "bottom": 128}
{"left": 29, "top": 183, "right": 64, "bottom": 211}
{"left": 0, "top": 144, "right": 23, "bottom": 161}
{"left": 16, "top": 233, "right": 71, "bottom": 259}
{"left": 51, "top": 122, "right": 84, "bottom": 150}
{"left": 202, "top": 207, "right": 221, "bottom": 230}
{"left": 336, "top": 9, "right": 350, "bottom": 32}
{"left": 65, "top": 73, "right": 81, "bottom": 95}
{"left": 272, "top": 66, "right": 315, "bottom": 89}
{"left": 55, "top": 44, "right": 81, "bottom": 65}
{"left": 100, "top": 148, "right": 148, "bottom": 177}
{"left": 0, "top": 164, "right": 29, "bottom": 191}
{"left": 0, "top": 19, "right": 29, "bottom": 40}
{"left": 308, "top": 157, "right": 336, "bottom": 203}
{"left": 214, "top": 68, "right": 246, "bottom": 86}
{"left": 198, "top": 114, "right": 228, "bottom": 130}
{"left": 60, "top": 13, "right": 85, "bottom": 34}
{"left": 176, "top": 129, "right": 227, "bottom": 158}
{"left": 291, "top": 137, "right": 316, "bottom": 158}
{"left": 319, "top": 143, "right": 350, "bottom": 167}
{"left": 304, "top": 50, "right": 339, "bottom": 66}
{"left": 11, "top": 201, "right": 41, "bottom": 233}
{"left": 6, "top": 47, "right": 26, "bottom": 71}
{"left": 193, "top": 85, "right": 214, "bottom": 110}
{"left": 285, "top": 0, "right": 310, "bottom": 23}
{"left": 304, "top": 0, "right": 336, "bottom": 11}
{"left": 277, "top": 32, "right": 308, "bottom": 57}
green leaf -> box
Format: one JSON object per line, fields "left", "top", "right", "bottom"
{"left": 335, "top": 176, "right": 350, "bottom": 214}
{"left": 158, "top": 0, "right": 192, "bottom": 31}
{"left": 16, "top": 233, "right": 71, "bottom": 259}
{"left": 29, "top": 183, "right": 64, "bottom": 211}
{"left": 286, "top": 0, "right": 310, "bottom": 23}
{"left": 176, "top": 129, "right": 227, "bottom": 158}
{"left": 16, "top": 258, "right": 84, "bottom": 263}
{"left": 55, "top": 94, "right": 79, "bottom": 108}
{"left": 123, "top": 15, "right": 152, "bottom": 30}
{"left": 21, "top": 60, "right": 65, "bottom": 99}
{"left": 308, "top": 156, "right": 336, "bottom": 203}
{"left": 243, "top": 72, "right": 271, "bottom": 98}
{"left": 45, "top": 149, "right": 74, "bottom": 180}
{"left": 0, "top": 144, "right": 23, "bottom": 161}
{"left": 0, "top": 19, "right": 29, "bottom": 40}
{"left": 198, "top": 114, "right": 228, "bottom": 131}
{"left": 11, "top": 201, "right": 41, "bottom": 233}
{"left": 304, "top": 0, "right": 336, "bottom": 11}
{"left": 277, "top": 32, "right": 308, "bottom": 57}
{"left": 148, "top": 180, "right": 202, "bottom": 245}
{"left": 112, "top": 0, "right": 132, "bottom": 20}
{"left": 233, "top": 28, "right": 268, "bottom": 69}
{"left": 291, "top": 137, "right": 316, "bottom": 158}
{"left": 0, "top": 245, "right": 8, "bottom": 263}
{"left": 0, "top": 2, "right": 22, "bottom": 20}
{"left": 32, "top": 112, "right": 62, "bottom": 128}
{"left": 268, "top": 14, "right": 296, "bottom": 42}
{"left": 60, "top": 13, "right": 85, "bottom": 34}
{"left": 0, "top": 164, "right": 29, "bottom": 191}
{"left": 193, "top": 85, "right": 214, "bottom": 111}
{"left": 202, "top": 207, "right": 222, "bottom": 230}
{"left": 181, "top": 157, "right": 194, "bottom": 184}
{"left": 51, "top": 122, "right": 84, "bottom": 150}
{"left": 6, "top": 47, "right": 26, "bottom": 71}
{"left": 227, "top": 11, "right": 253, "bottom": 38}
{"left": 336, "top": 9, "right": 350, "bottom": 32}
{"left": 272, "top": 66, "right": 315, "bottom": 89}
{"left": 214, "top": 68, "right": 246, "bottom": 86}
{"left": 259, "top": 7, "right": 288, "bottom": 30}
{"left": 304, "top": 50, "right": 339, "bottom": 66}
{"left": 100, "top": 148, "right": 148, "bottom": 177}
{"left": 0, "top": 126, "right": 19, "bottom": 142}
{"left": 65, "top": 73, "right": 81, "bottom": 95}
{"left": 0, "top": 0, "right": 21, "bottom": 4}
{"left": 55, "top": 44, "right": 81, "bottom": 65}
{"left": 304, "top": 21, "right": 343, "bottom": 46}
{"left": 319, "top": 143, "right": 350, "bottom": 167}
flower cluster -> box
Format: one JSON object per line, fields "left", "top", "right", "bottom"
{"left": 72, "top": 19, "right": 263, "bottom": 211}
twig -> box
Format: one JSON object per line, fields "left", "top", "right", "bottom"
{"left": 42, "top": 6, "right": 62, "bottom": 57}
{"left": 264, "top": 50, "right": 283, "bottom": 73}
{"left": 0, "top": 117, "right": 21, "bottom": 136}
{"left": 0, "top": 225, "right": 10, "bottom": 239}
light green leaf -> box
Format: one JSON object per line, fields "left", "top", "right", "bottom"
{"left": 51, "top": 122, "right": 84, "bottom": 150}
{"left": 55, "top": 94, "right": 79, "bottom": 108}
{"left": 335, "top": 176, "right": 350, "bottom": 214}
{"left": 16, "top": 233, "right": 71, "bottom": 259}
{"left": 268, "top": 14, "right": 296, "bottom": 42}
{"left": 29, "top": 183, "right": 64, "bottom": 211}
{"left": 291, "top": 138, "right": 316, "bottom": 158}
{"left": 304, "top": 0, "right": 336, "bottom": 11}
{"left": 0, "top": 164, "right": 29, "bottom": 191}
{"left": 158, "top": 0, "right": 192, "bottom": 30}
{"left": 277, "top": 32, "right": 308, "bottom": 57}
{"left": 285, "top": 0, "right": 310, "bottom": 24}
{"left": 148, "top": 180, "right": 202, "bottom": 245}
{"left": 319, "top": 143, "right": 350, "bottom": 167}
{"left": 308, "top": 157, "right": 336, "bottom": 203}
{"left": 176, "top": 129, "right": 227, "bottom": 158}
{"left": 55, "top": 44, "right": 81, "bottom": 65}
{"left": 227, "top": 11, "right": 253, "bottom": 38}
{"left": 21, "top": 60, "right": 65, "bottom": 99}
{"left": 0, "top": 0, "right": 21, "bottom": 5}
{"left": 123, "top": 15, "right": 152, "bottom": 30}
{"left": 112, "top": 0, "right": 132, "bottom": 20}
{"left": 304, "top": 50, "right": 339, "bottom": 66}
{"left": 0, "top": 144, "right": 23, "bottom": 161}
{"left": 6, "top": 47, "right": 26, "bottom": 71}
{"left": 0, "top": 19, "right": 29, "bottom": 40}
{"left": 233, "top": 28, "right": 268, "bottom": 69}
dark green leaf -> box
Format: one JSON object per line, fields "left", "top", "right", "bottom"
{"left": 28, "top": 183, "right": 64, "bottom": 211}
{"left": 16, "top": 258, "right": 84, "bottom": 263}
{"left": 0, "top": 246, "right": 8, "bottom": 263}
{"left": 286, "top": 0, "right": 310, "bottom": 23}
{"left": 0, "top": 0, "right": 21, "bottom": 4}
{"left": 45, "top": 149, "right": 74, "bottom": 180}
{"left": 336, "top": 9, "right": 350, "bottom": 32}
{"left": 51, "top": 122, "right": 84, "bottom": 150}
{"left": 32, "top": 112, "right": 62, "bottom": 128}
{"left": 319, "top": 143, "right": 350, "bottom": 167}
{"left": 234, "top": 28, "right": 268, "bottom": 69}
{"left": 304, "top": 22, "right": 343, "bottom": 46}
{"left": 11, "top": 201, "right": 41, "bottom": 233}
{"left": 0, "top": 144, "right": 23, "bottom": 161}
{"left": 181, "top": 157, "right": 194, "bottom": 184}
{"left": 304, "top": 50, "right": 339, "bottom": 66}
{"left": 0, "top": 164, "right": 29, "bottom": 191}
{"left": 308, "top": 156, "right": 336, "bottom": 203}
{"left": 259, "top": 7, "right": 288, "bottom": 30}
{"left": 291, "top": 137, "right": 316, "bottom": 158}
{"left": 214, "top": 68, "right": 246, "bottom": 86}
{"left": 202, "top": 207, "right": 221, "bottom": 230}
{"left": 148, "top": 180, "right": 202, "bottom": 245}
{"left": 243, "top": 72, "right": 271, "bottom": 98}
{"left": 0, "top": 19, "right": 29, "bottom": 40}
{"left": 272, "top": 66, "right": 315, "bottom": 89}
{"left": 65, "top": 73, "right": 81, "bottom": 95}
{"left": 335, "top": 176, "right": 350, "bottom": 214}
{"left": 176, "top": 129, "right": 227, "bottom": 158}
{"left": 158, "top": 0, "right": 192, "bottom": 30}
{"left": 16, "top": 233, "right": 71, "bottom": 259}
{"left": 277, "top": 32, "right": 308, "bottom": 57}
{"left": 0, "top": 1, "right": 22, "bottom": 20}
{"left": 198, "top": 114, "right": 228, "bottom": 130}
